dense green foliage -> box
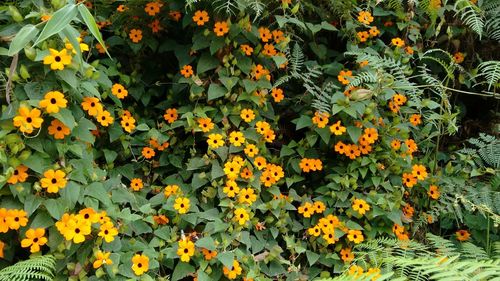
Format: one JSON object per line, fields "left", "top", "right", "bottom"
{"left": 0, "top": 0, "right": 498, "bottom": 280}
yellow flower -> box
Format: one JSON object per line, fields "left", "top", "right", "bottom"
{"left": 121, "top": 115, "right": 136, "bottom": 133}
{"left": 40, "top": 169, "right": 67, "bottom": 193}
{"left": 48, "top": 119, "right": 71, "bottom": 139}
{"left": 313, "top": 201, "right": 326, "bottom": 213}
{"left": 340, "top": 248, "right": 354, "bottom": 263}
{"left": 358, "top": 11, "right": 374, "bottom": 24}
{"left": 65, "top": 37, "right": 89, "bottom": 54}
{"left": 131, "top": 254, "right": 149, "bottom": 276}
{"left": 352, "top": 199, "right": 370, "bottom": 215}
{"left": 97, "top": 110, "right": 114, "bottom": 127}
{"left": 21, "top": 228, "right": 47, "bottom": 253}
{"left": 98, "top": 222, "right": 118, "bottom": 243}
{"left": 177, "top": 238, "right": 195, "bottom": 262}
{"left": 223, "top": 180, "right": 240, "bottom": 197}
{"left": 163, "top": 108, "right": 178, "bottom": 124}
{"left": 164, "top": 184, "right": 179, "bottom": 197}
{"left": 322, "top": 227, "right": 337, "bottom": 244}
{"left": 43, "top": 48, "right": 72, "bottom": 70}
{"left": 174, "top": 197, "right": 190, "bottom": 214}
{"left": 312, "top": 111, "right": 330, "bottom": 128}
{"left": 391, "top": 37, "right": 405, "bottom": 47}
{"left": 307, "top": 225, "right": 321, "bottom": 237}
{"left": 229, "top": 131, "right": 245, "bottom": 147}
{"left": 411, "top": 164, "right": 428, "bottom": 180}
{"left": 329, "top": 120, "right": 346, "bottom": 135}
{"left": 223, "top": 260, "right": 243, "bottom": 279}
{"left": 244, "top": 144, "right": 259, "bottom": 157}
{"left": 234, "top": 208, "right": 250, "bottom": 225}
{"left": 239, "top": 188, "right": 257, "bottom": 204}
{"left": 81, "top": 97, "right": 103, "bottom": 116}
{"left": 347, "top": 229, "right": 364, "bottom": 244}
{"left": 240, "top": 109, "right": 256, "bottom": 122}
{"left": 255, "top": 121, "right": 271, "bottom": 135}
{"left": 60, "top": 214, "right": 92, "bottom": 243}
{"left": 207, "top": 133, "right": 224, "bottom": 149}
{"left": 428, "top": 185, "right": 440, "bottom": 200}
{"left": 39, "top": 91, "right": 67, "bottom": 113}
{"left": 298, "top": 202, "right": 314, "bottom": 218}
{"left": 111, "top": 83, "right": 128, "bottom": 99}
{"left": 254, "top": 156, "right": 267, "bottom": 170}
{"left": 93, "top": 251, "right": 113, "bottom": 269}
{"left": 224, "top": 161, "right": 241, "bottom": 179}
{"left": 13, "top": 107, "right": 43, "bottom": 134}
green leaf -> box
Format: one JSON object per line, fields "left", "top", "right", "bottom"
{"left": 103, "top": 149, "right": 118, "bottom": 164}
{"left": 195, "top": 237, "right": 216, "bottom": 251}
{"left": 61, "top": 26, "right": 83, "bottom": 67}
{"left": 8, "top": 24, "right": 39, "bottom": 56}
{"left": 78, "top": 4, "right": 109, "bottom": 57}
{"left": 197, "top": 52, "right": 219, "bottom": 74}
{"left": 60, "top": 181, "right": 81, "bottom": 209}
{"left": 306, "top": 250, "right": 320, "bottom": 265}
{"left": 315, "top": 127, "right": 331, "bottom": 144}
{"left": 216, "top": 252, "right": 235, "bottom": 269}
{"left": 210, "top": 161, "right": 225, "bottom": 179}
{"left": 172, "top": 262, "right": 195, "bottom": 281}
{"left": 33, "top": 4, "right": 78, "bottom": 46}
{"left": 387, "top": 210, "right": 403, "bottom": 225}
{"left": 207, "top": 84, "right": 227, "bottom": 101}
{"left": 347, "top": 126, "right": 362, "bottom": 143}
{"left": 45, "top": 198, "right": 65, "bottom": 220}
{"left": 294, "top": 115, "right": 313, "bottom": 130}
{"left": 53, "top": 108, "right": 76, "bottom": 130}
{"left": 219, "top": 76, "right": 238, "bottom": 91}
{"left": 72, "top": 117, "right": 96, "bottom": 144}
{"left": 136, "top": 123, "right": 149, "bottom": 131}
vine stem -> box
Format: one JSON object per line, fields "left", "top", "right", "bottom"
{"left": 391, "top": 84, "right": 498, "bottom": 97}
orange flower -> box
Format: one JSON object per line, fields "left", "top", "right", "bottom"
{"left": 358, "top": 11, "right": 374, "bottom": 25}
{"left": 213, "top": 21, "right": 229, "bottom": 37}
{"left": 405, "top": 46, "right": 414, "bottom": 55}
{"left": 251, "top": 64, "right": 269, "bottom": 80}
{"left": 453, "top": 52, "right": 464, "bottom": 64}
{"left": 258, "top": 27, "right": 272, "bottom": 42}
{"left": 142, "top": 147, "right": 155, "bottom": 159}
{"left": 197, "top": 117, "right": 214, "bottom": 132}
{"left": 129, "top": 29, "right": 143, "bottom": 43}
{"left": 392, "top": 93, "right": 407, "bottom": 105}
{"left": 409, "top": 114, "right": 421, "bottom": 126}
{"left": 149, "top": 19, "right": 163, "bottom": 33}
{"left": 144, "top": 1, "right": 162, "bottom": 16}
{"left": 7, "top": 165, "right": 29, "bottom": 184}
{"left": 391, "top": 37, "right": 405, "bottom": 47}
{"left": 201, "top": 248, "right": 218, "bottom": 260}
{"left": 369, "top": 26, "right": 380, "bottom": 37}
{"left": 338, "top": 70, "right": 353, "bottom": 85}
{"left": 153, "top": 214, "right": 169, "bottom": 225}
{"left": 130, "top": 178, "right": 144, "bottom": 191}
{"left": 402, "top": 173, "right": 417, "bottom": 188}
{"left": 312, "top": 111, "right": 330, "bottom": 128}
{"left": 169, "top": 11, "right": 182, "bottom": 21}
{"left": 456, "top": 229, "right": 470, "bottom": 241}
{"left": 272, "top": 29, "right": 285, "bottom": 43}
{"left": 180, "top": 65, "right": 194, "bottom": 78}
{"left": 334, "top": 141, "right": 347, "bottom": 155}
{"left": 340, "top": 248, "right": 354, "bottom": 263}
{"left": 192, "top": 10, "right": 209, "bottom": 26}
{"left": 344, "top": 144, "right": 361, "bottom": 159}
{"left": 48, "top": 119, "right": 71, "bottom": 139}
{"left": 391, "top": 139, "right": 401, "bottom": 150}
{"left": 271, "top": 88, "right": 284, "bottom": 102}
{"left": 112, "top": 83, "right": 128, "bottom": 99}
{"left": 117, "top": 5, "right": 127, "bottom": 12}
{"left": 163, "top": 108, "right": 178, "bottom": 124}
{"left": 357, "top": 31, "right": 369, "bottom": 42}
{"left": 428, "top": 185, "right": 440, "bottom": 199}
{"left": 411, "top": 164, "right": 428, "bottom": 180}
{"left": 240, "top": 44, "right": 253, "bottom": 56}
{"left": 261, "top": 43, "right": 277, "bottom": 57}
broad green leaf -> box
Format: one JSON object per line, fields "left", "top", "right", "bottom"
{"left": 197, "top": 52, "right": 219, "bottom": 74}
{"left": 45, "top": 198, "right": 65, "bottom": 220}
{"left": 172, "top": 262, "right": 195, "bottom": 281}
{"left": 53, "top": 108, "right": 76, "bottom": 130}
{"left": 195, "top": 237, "right": 216, "bottom": 251}
{"left": 207, "top": 84, "right": 226, "bottom": 101}
{"left": 72, "top": 117, "right": 96, "bottom": 143}
{"left": 78, "top": 4, "right": 109, "bottom": 56}
{"left": 33, "top": 4, "right": 78, "bottom": 46}
{"left": 61, "top": 25, "right": 83, "bottom": 67}
{"left": 306, "top": 250, "right": 320, "bottom": 265}
{"left": 216, "top": 252, "right": 235, "bottom": 269}
{"left": 8, "top": 24, "right": 39, "bottom": 56}
{"left": 347, "top": 126, "right": 362, "bottom": 143}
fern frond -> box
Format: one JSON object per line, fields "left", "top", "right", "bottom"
{"left": 475, "top": 60, "right": 500, "bottom": 90}
{"left": 454, "top": 0, "right": 485, "bottom": 38}
{"left": 0, "top": 255, "right": 56, "bottom": 281}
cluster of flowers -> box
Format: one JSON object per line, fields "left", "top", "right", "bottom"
{"left": 299, "top": 158, "right": 323, "bottom": 173}
{"left": 334, "top": 127, "right": 379, "bottom": 160}
{"left": 55, "top": 208, "right": 118, "bottom": 244}
{"left": 8, "top": 164, "right": 67, "bottom": 193}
